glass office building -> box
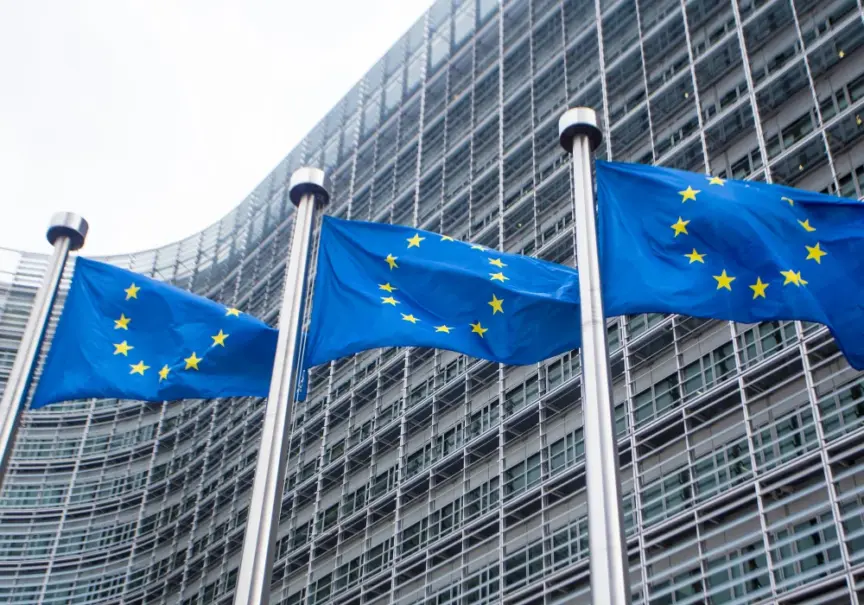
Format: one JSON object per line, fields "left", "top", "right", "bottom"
{"left": 2, "top": 0, "right": 864, "bottom": 602}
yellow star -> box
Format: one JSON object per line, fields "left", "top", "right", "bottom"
{"left": 225, "top": 307, "right": 241, "bottom": 317}
{"left": 124, "top": 283, "right": 140, "bottom": 300}
{"left": 707, "top": 176, "right": 724, "bottom": 186}
{"left": 488, "top": 258, "right": 507, "bottom": 269}
{"left": 781, "top": 196, "right": 794, "bottom": 206}
{"left": 749, "top": 277, "right": 769, "bottom": 299}
{"left": 471, "top": 244, "right": 486, "bottom": 251}
{"left": 713, "top": 270, "right": 736, "bottom": 291}
{"left": 114, "top": 313, "right": 131, "bottom": 330}
{"left": 470, "top": 321, "right": 488, "bottom": 338}
{"left": 385, "top": 254, "right": 398, "bottom": 270}
{"left": 488, "top": 294, "right": 504, "bottom": 314}
{"left": 798, "top": 219, "right": 815, "bottom": 232}
{"left": 158, "top": 365, "right": 170, "bottom": 382}
{"left": 684, "top": 249, "right": 706, "bottom": 264}
{"left": 113, "top": 341, "right": 134, "bottom": 356}
{"left": 441, "top": 235, "right": 455, "bottom": 242}
{"left": 805, "top": 242, "right": 827, "bottom": 264}
{"left": 130, "top": 360, "right": 150, "bottom": 376}
{"left": 407, "top": 233, "right": 425, "bottom": 248}
{"left": 781, "top": 269, "right": 807, "bottom": 286}
{"left": 184, "top": 352, "right": 202, "bottom": 370}
{"left": 671, "top": 217, "right": 690, "bottom": 237}
{"left": 490, "top": 272, "right": 509, "bottom": 282}
{"left": 381, "top": 296, "right": 399, "bottom": 306}
{"left": 435, "top": 325, "right": 452, "bottom": 333}
{"left": 378, "top": 283, "right": 397, "bottom": 293}
{"left": 679, "top": 186, "right": 700, "bottom": 202}
{"left": 401, "top": 313, "right": 419, "bottom": 324}
{"left": 211, "top": 330, "right": 229, "bottom": 346}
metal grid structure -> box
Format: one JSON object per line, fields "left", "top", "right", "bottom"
{"left": 1, "top": 0, "right": 864, "bottom": 603}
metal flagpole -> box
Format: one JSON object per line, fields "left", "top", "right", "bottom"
{"left": 234, "top": 167, "right": 329, "bottom": 605}
{"left": 0, "top": 212, "right": 89, "bottom": 485}
{"left": 559, "top": 108, "right": 630, "bottom": 605}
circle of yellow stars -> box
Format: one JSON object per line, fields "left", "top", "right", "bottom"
{"left": 375, "top": 231, "right": 519, "bottom": 341}
{"left": 671, "top": 176, "right": 826, "bottom": 299}
{"left": 112, "top": 281, "right": 240, "bottom": 383}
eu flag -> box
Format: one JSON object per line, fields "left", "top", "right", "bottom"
{"left": 597, "top": 160, "right": 864, "bottom": 369}
{"left": 304, "top": 216, "right": 581, "bottom": 367}
{"left": 32, "top": 258, "right": 278, "bottom": 408}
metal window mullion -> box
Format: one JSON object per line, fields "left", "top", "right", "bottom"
{"left": 730, "top": 0, "right": 772, "bottom": 182}
{"left": 118, "top": 404, "right": 169, "bottom": 604}
{"left": 176, "top": 402, "right": 220, "bottom": 599}
{"left": 190, "top": 406, "right": 233, "bottom": 601}
{"left": 620, "top": 326, "right": 648, "bottom": 602}
{"left": 34, "top": 399, "right": 96, "bottom": 603}
{"left": 302, "top": 378, "right": 336, "bottom": 600}
{"left": 301, "top": 356, "right": 337, "bottom": 603}
{"left": 794, "top": 324, "right": 859, "bottom": 604}
{"left": 527, "top": 0, "right": 540, "bottom": 255}
{"left": 631, "top": 0, "right": 658, "bottom": 164}
{"left": 358, "top": 371, "right": 383, "bottom": 603}
{"left": 410, "top": 10, "right": 432, "bottom": 230}
{"left": 145, "top": 404, "right": 186, "bottom": 604}
{"left": 216, "top": 400, "right": 257, "bottom": 601}
{"left": 727, "top": 321, "right": 781, "bottom": 598}
{"left": 594, "top": 0, "right": 612, "bottom": 159}
{"left": 678, "top": 0, "right": 711, "bottom": 171}
{"left": 681, "top": 393, "right": 711, "bottom": 598}
{"left": 788, "top": 0, "right": 841, "bottom": 194}
{"left": 387, "top": 348, "right": 412, "bottom": 604}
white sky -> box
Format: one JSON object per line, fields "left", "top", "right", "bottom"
{"left": 0, "top": 0, "right": 431, "bottom": 256}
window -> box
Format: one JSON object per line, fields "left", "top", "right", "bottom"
{"left": 504, "top": 452, "right": 542, "bottom": 497}
{"left": 627, "top": 313, "right": 664, "bottom": 339}
{"left": 770, "top": 513, "right": 842, "bottom": 591}
{"left": 820, "top": 379, "right": 864, "bottom": 442}
{"left": 504, "top": 375, "right": 540, "bottom": 416}
{"left": 633, "top": 374, "right": 681, "bottom": 427}
{"left": 365, "top": 538, "right": 393, "bottom": 575}
{"left": 692, "top": 438, "right": 751, "bottom": 502}
{"left": 738, "top": 321, "right": 797, "bottom": 368}
{"left": 752, "top": 408, "right": 818, "bottom": 471}
{"left": 467, "top": 403, "right": 499, "bottom": 440}
{"left": 641, "top": 468, "right": 692, "bottom": 527}
{"left": 464, "top": 477, "right": 499, "bottom": 520}
{"left": 681, "top": 341, "right": 736, "bottom": 399}
{"left": 548, "top": 428, "right": 584, "bottom": 476}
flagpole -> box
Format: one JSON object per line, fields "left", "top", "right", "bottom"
{"left": 0, "top": 213, "right": 89, "bottom": 485}
{"left": 559, "top": 108, "right": 630, "bottom": 605}
{"left": 234, "top": 167, "right": 328, "bottom": 605}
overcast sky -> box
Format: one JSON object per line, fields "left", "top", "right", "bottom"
{"left": 0, "top": 0, "right": 431, "bottom": 256}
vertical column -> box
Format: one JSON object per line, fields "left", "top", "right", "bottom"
{"left": 234, "top": 168, "right": 329, "bottom": 605}
{"left": 0, "top": 212, "right": 88, "bottom": 486}
{"left": 558, "top": 107, "right": 630, "bottom": 605}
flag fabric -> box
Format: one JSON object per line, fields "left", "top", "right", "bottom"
{"left": 304, "top": 216, "right": 581, "bottom": 368}
{"left": 32, "top": 258, "right": 278, "bottom": 408}
{"left": 597, "top": 160, "right": 864, "bottom": 369}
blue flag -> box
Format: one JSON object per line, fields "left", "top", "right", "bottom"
{"left": 304, "top": 216, "right": 581, "bottom": 367}
{"left": 32, "top": 258, "right": 278, "bottom": 408}
{"left": 597, "top": 160, "right": 864, "bottom": 369}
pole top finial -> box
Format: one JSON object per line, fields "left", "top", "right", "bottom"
{"left": 558, "top": 107, "right": 603, "bottom": 153}
{"left": 289, "top": 167, "right": 330, "bottom": 207}
{"left": 46, "top": 212, "right": 89, "bottom": 251}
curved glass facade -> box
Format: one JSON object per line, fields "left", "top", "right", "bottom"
{"left": 2, "top": 0, "right": 864, "bottom": 603}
